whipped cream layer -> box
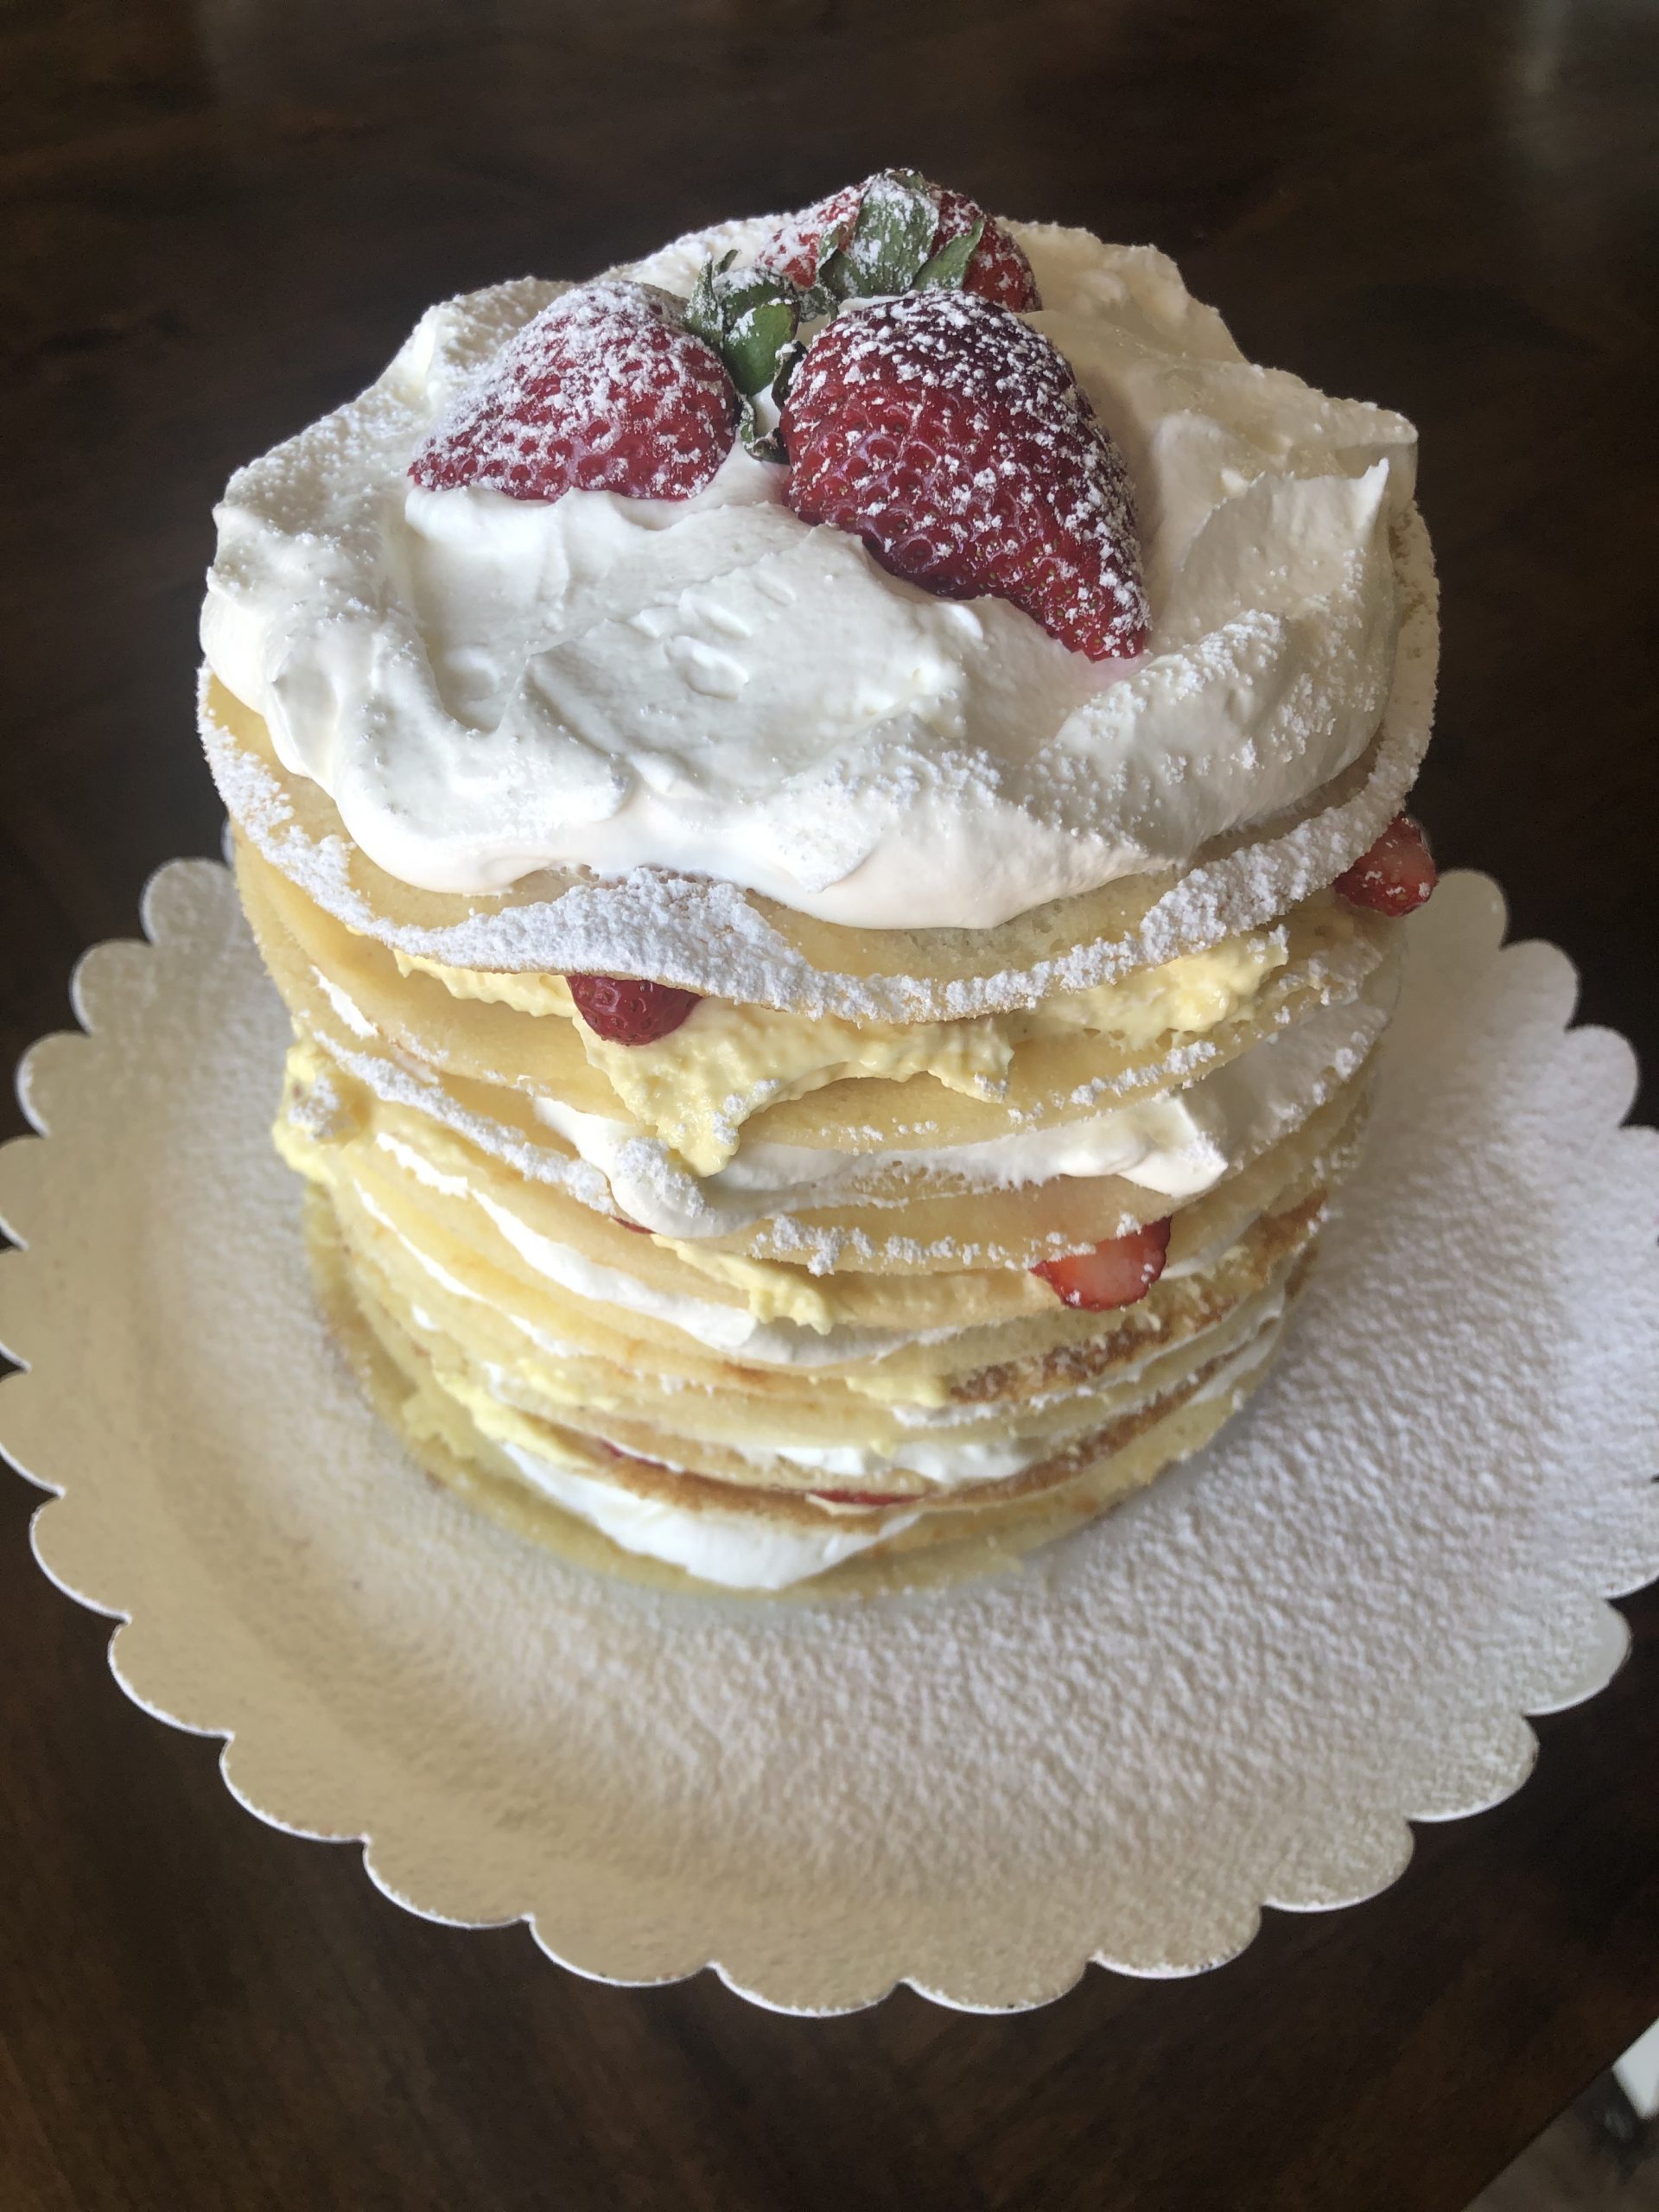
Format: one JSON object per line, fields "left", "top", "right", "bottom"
{"left": 349, "top": 1117, "right": 1281, "bottom": 1371}
{"left": 334, "top": 963, "right": 1385, "bottom": 1363}
{"left": 201, "top": 219, "right": 1417, "bottom": 931}
{"left": 524, "top": 969, "right": 1392, "bottom": 1243}
{"left": 498, "top": 1442, "right": 919, "bottom": 1591}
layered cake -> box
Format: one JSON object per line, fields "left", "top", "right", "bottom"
{"left": 200, "top": 172, "right": 1439, "bottom": 1596}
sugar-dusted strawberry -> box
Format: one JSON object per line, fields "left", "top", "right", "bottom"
{"left": 927, "top": 183, "right": 1041, "bottom": 309}
{"left": 782, "top": 290, "right": 1147, "bottom": 660}
{"left": 1334, "top": 814, "right": 1438, "bottom": 916}
{"left": 409, "top": 280, "right": 736, "bottom": 504}
{"left": 763, "top": 181, "right": 861, "bottom": 290}
{"left": 761, "top": 168, "right": 1041, "bottom": 309}
{"left": 567, "top": 972, "right": 701, "bottom": 1045}
{"left": 1032, "top": 1219, "right": 1172, "bottom": 1312}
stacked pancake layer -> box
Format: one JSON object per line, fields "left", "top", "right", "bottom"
{"left": 217, "top": 677, "right": 1415, "bottom": 1593}
{"left": 200, "top": 211, "right": 1439, "bottom": 1595}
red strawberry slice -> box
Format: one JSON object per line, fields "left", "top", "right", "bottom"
{"left": 761, "top": 171, "right": 1040, "bottom": 309}
{"left": 410, "top": 279, "right": 737, "bottom": 504}
{"left": 567, "top": 972, "right": 701, "bottom": 1045}
{"left": 1032, "top": 1219, "right": 1172, "bottom": 1312}
{"left": 1334, "top": 814, "right": 1438, "bottom": 916}
{"left": 781, "top": 291, "right": 1147, "bottom": 660}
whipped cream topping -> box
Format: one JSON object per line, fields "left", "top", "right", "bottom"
{"left": 201, "top": 219, "right": 1417, "bottom": 931}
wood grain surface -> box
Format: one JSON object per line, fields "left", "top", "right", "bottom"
{"left": 2, "top": 3, "right": 1656, "bottom": 2207}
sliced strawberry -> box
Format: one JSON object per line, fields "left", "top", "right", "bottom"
{"left": 1335, "top": 814, "right": 1438, "bottom": 916}
{"left": 409, "top": 279, "right": 736, "bottom": 504}
{"left": 567, "top": 972, "right": 701, "bottom": 1045}
{"left": 809, "top": 1489, "right": 916, "bottom": 1509}
{"left": 1032, "top": 1219, "right": 1172, "bottom": 1312}
{"left": 781, "top": 291, "right": 1147, "bottom": 660}
{"left": 760, "top": 170, "right": 1040, "bottom": 309}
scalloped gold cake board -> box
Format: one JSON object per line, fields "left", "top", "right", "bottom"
{"left": 2, "top": 863, "right": 1656, "bottom": 2013}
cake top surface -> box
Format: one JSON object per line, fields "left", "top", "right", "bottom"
{"left": 201, "top": 202, "right": 1418, "bottom": 935}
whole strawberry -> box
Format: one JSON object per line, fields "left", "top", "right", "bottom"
{"left": 410, "top": 280, "right": 736, "bottom": 503}
{"left": 781, "top": 291, "right": 1147, "bottom": 661}
{"left": 762, "top": 170, "right": 1040, "bottom": 310}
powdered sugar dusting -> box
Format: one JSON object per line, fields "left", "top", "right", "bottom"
{"left": 757, "top": 171, "right": 1041, "bottom": 311}
{"left": 200, "top": 215, "right": 1422, "bottom": 932}
{"left": 410, "top": 279, "right": 735, "bottom": 504}
{"left": 783, "top": 289, "right": 1146, "bottom": 658}
{"left": 200, "top": 505, "right": 1434, "bottom": 1016}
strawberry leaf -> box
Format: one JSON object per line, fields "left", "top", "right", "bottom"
{"left": 682, "top": 259, "right": 728, "bottom": 353}
{"left": 724, "top": 293, "right": 798, "bottom": 395}
{"left": 683, "top": 257, "right": 809, "bottom": 460}
{"left": 816, "top": 168, "right": 938, "bottom": 300}
{"left": 914, "top": 219, "right": 984, "bottom": 293}
{"left": 772, "top": 335, "right": 805, "bottom": 397}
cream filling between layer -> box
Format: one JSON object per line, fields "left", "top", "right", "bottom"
{"left": 496, "top": 1443, "right": 921, "bottom": 1591}
{"left": 359, "top": 1137, "right": 958, "bottom": 1365}
{"left": 524, "top": 970, "right": 1393, "bottom": 1241}
{"left": 396, "top": 925, "right": 1291, "bottom": 1172}
{"left": 355, "top": 1132, "right": 1280, "bottom": 1382}
{"left": 292, "top": 955, "right": 1367, "bottom": 1354}
{"left": 313, "top": 960, "right": 1379, "bottom": 1352}
{"left": 711, "top": 1284, "right": 1287, "bottom": 1485}
{"left": 490, "top": 1319, "right": 1282, "bottom": 1590}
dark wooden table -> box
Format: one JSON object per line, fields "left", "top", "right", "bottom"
{"left": 3, "top": 4, "right": 1656, "bottom": 2206}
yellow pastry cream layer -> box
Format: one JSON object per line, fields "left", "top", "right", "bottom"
{"left": 276, "top": 1028, "right": 1364, "bottom": 1391}
{"left": 390, "top": 903, "right": 1375, "bottom": 1173}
